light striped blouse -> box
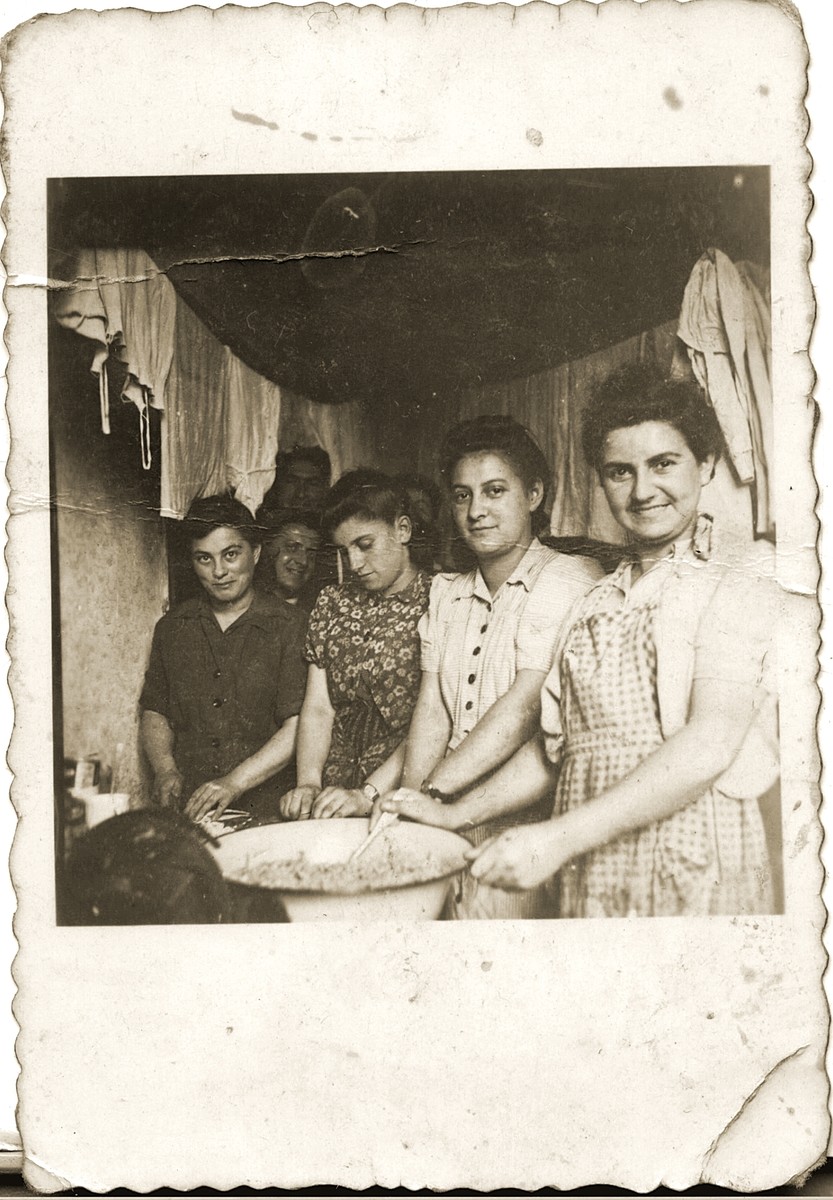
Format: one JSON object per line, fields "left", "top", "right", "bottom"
{"left": 419, "top": 540, "right": 603, "bottom": 751}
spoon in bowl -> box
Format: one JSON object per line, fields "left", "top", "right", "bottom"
{"left": 348, "top": 811, "right": 399, "bottom": 862}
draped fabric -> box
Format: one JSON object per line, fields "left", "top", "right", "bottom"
{"left": 161, "top": 304, "right": 284, "bottom": 519}
{"left": 53, "top": 248, "right": 176, "bottom": 457}
{"left": 160, "top": 296, "right": 229, "bottom": 516}
{"left": 677, "top": 249, "right": 773, "bottom": 536}
{"left": 54, "top": 247, "right": 763, "bottom": 540}
{"left": 220, "top": 351, "right": 282, "bottom": 518}
{"left": 53, "top": 248, "right": 284, "bottom": 519}
{"left": 277, "top": 390, "right": 379, "bottom": 481}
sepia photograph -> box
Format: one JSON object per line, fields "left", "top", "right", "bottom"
{"left": 49, "top": 167, "right": 784, "bottom": 925}
{"left": 4, "top": 1, "right": 828, "bottom": 1191}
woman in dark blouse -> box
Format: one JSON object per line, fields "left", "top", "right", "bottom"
{"left": 279, "top": 470, "right": 438, "bottom": 821}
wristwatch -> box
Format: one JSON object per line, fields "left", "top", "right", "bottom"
{"left": 422, "top": 781, "right": 456, "bottom": 805}
{"left": 361, "top": 782, "right": 380, "bottom": 808}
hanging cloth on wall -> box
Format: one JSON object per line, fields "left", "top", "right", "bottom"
{"left": 52, "top": 248, "right": 114, "bottom": 434}
{"left": 277, "top": 391, "right": 379, "bottom": 481}
{"left": 161, "top": 297, "right": 287, "bottom": 519}
{"left": 223, "top": 350, "right": 282, "bottom": 516}
{"left": 53, "top": 248, "right": 288, "bottom": 517}
{"left": 677, "top": 248, "right": 773, "bottom": 536}
{"left": 160, "top": 294, "right": 229, "bottom": 518}
{"left": 52, "top": 248, "right": 177, "bottom": 468}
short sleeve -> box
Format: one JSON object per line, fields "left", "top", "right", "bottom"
{"left": 516, "top": 556, "right": 604, "bottom": 673}
{"left": 139, "top": 620, "right": 171, "bottom": 718}
{"left": 693, "top": 566, "right": 778, "bottom": 691}
{"left": 539, "top": 659, "right": 565, "bottom": 765}
{"left": 418, "top": 575, "right": 451, "bottom": 674}
{"left": 303, "top": 587, "right": 335, "bottom": 668}
{"left": 274, "top": 621, "right": 308, "bottom": 723}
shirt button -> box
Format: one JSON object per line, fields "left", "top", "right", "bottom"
{"left": 480, "top": 625, "right": 488, "bottom": 635}
{"left": 465, "top": 701, "right": 473, "bottom": 711}
{"left": 472, "top": 646, "right": 481, "bottom": 656}
{"left": 363, "top": 631, "right": 372, "bottom": 642}
{"left": 213, "top": 669, "right": 222, "bottom": 679}
{"left": 486, "top": 603, "right": 492, "bottom": 612}
{"left": 212, "top": 697, "right": 224, "bottom": 708}
{"left": 211, "top": 738, "right": 220, "bottom": 748}
{"left": 468, "top": 673, "right": 476, "bottom": 685}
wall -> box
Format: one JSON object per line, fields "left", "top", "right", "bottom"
{"left": 51, "top": 326, "right": 168, "bottom": 806}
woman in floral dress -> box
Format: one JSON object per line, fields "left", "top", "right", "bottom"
{"left": 279, "top": 470, "right": 437, "bottom": 821}
{"left": 385, "top": 365, "right": 780, "bottom": 917}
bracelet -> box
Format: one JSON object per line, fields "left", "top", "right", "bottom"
{"left": 361, "top": 782, "right": 380, "bottom": 807}
{"left": 422, "top": 780, "right": 456, "bottom": 805}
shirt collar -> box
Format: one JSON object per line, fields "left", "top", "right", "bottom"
{"left": 349, "top": 569, "right": 426, "bottom": 605}
{"left": 609, "top": 513, "right": 715, "bottom": 595}
{"left": 460, "top": 538, "right": 546, "bottom": 602}
{"left": 194, "top": 589, "right": 280, "bottom": 630}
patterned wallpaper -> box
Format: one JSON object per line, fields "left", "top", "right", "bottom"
{"left": 52, "top": 358, "right": 168, "bottom": 808}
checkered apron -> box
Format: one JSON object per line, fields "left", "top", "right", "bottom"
{"left": 553, "top": 599, "right": 772, "bottom": 918}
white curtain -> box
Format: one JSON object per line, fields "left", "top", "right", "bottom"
{"left": 53, "top": 248, "right": 289, "bottom": 518}
{"left": 277, "top": 391, "right": 379, "bottom": 483}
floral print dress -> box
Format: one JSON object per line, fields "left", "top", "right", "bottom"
{"left": 304, "top": 571, "right": 431, "bottom": 788}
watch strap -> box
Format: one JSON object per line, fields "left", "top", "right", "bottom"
{"left": 423, "top": 781, "right": 455, "bottom": 805}
{"left": 361, "top": 782, "right": 380, "bottom": 807}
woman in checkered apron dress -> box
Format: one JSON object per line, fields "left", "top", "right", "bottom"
{"left": 388, "top": 365, "right": 779, "bottom": 918}
{"left": 547, "top": 529, "right": 774, "bottom": 917}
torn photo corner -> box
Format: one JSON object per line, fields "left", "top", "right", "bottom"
{"left": 2, "top": 0, "right": 829, "bottom": 1192}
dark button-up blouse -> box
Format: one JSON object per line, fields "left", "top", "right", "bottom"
{"left": 140, "top": 591, "right": 307, "bottom": 807}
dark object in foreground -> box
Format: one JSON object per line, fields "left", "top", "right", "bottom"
{"left": 63, "top": 809, "right": 288, "bottom": 925}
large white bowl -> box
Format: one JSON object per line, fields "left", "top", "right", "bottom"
{"left": 210, "top": 818, "right": 470, "bottom": 921}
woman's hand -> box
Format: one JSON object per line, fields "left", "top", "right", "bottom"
{"left": 370, "top": 787, "right": 459, "bottom": 831}
{"left": 185, "top": 775, "right": 242, "bottom": 822}
{"left": 311, "top": 787, "right": 371, "bottom": 820}
{"left": 279, "top": 785, "right": 319, "bottom": 821}
{"left": 465, "top": 821, "right": 567, "bottom": 891}
{"left": 153, "top": 768, "right": 184, "bottom": 809}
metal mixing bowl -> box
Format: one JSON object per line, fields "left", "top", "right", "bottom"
{"left": 209, "top": 818, "right": 470, "bottom": 921}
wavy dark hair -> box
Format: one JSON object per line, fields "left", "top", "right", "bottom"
{"left": 322, "top": 469, "right": 440, "bottom": 570}
{"left": 581, "top": 362, "right": 724, "bottom": 473}
{"left": 439, "top": 414, "right": 552, "bottom": 537}
{"left": 182, "top": 493, "right": 261, "bottom": 549}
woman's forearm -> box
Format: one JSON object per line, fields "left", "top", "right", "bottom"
{"left": 365, "top": 741, "right": 407, "bottom": 794}
{"left": 224, "top": 717, "right": 299, "bottom": 794}
{"left": 428, "top": 669, "right": 545, "bottom": 797}
{"left": 468, "top": 675, "right": 768, "bottom": 892}
{"left": 140, "top": 710, "right": 179, "bottom": 776}
{"left": 295, "top": 702, "right": 335, "bottom": 788}
{"left": 401, "top": 678, "right": 453, "bottom": 789}
{"left": 450, "top": 734, "right": 559, "bottom": 828}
